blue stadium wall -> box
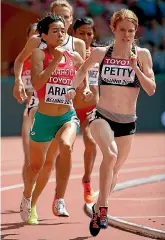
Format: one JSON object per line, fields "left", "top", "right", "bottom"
{"left": 1, "top": 75, "right": 165, "bottom": 136}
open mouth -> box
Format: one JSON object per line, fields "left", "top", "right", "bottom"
{"left": 122, "top": 39, "right": 130, "bottom": 42}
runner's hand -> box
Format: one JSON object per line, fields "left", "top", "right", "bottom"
{"left": 129, "top": 51, "right": 138, "bottom": 70}
{"left": 53, "top": 47, "right": 65, "bottom": 62}
{"left": 83, "top": 88, "right": 93, "bottom": 101}
{"left": 13, "top": 79, "right": 27, "bottom": 103}
{"left": 65, "top": 88, "right": 76, "bottom": 100}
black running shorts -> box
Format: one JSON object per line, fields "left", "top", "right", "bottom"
{"left": 89, "top": 109, "right": 136, "bottom": 137}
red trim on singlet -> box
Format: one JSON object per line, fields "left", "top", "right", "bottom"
{"left": 22, "top": 57, "right": 31, "bottom": 75}
{"left": 37, "top": 49, "right": 76, "bottom": 100}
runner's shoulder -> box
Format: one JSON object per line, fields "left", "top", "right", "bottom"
{"left": 90, "top": 46, "right": 107, "bottom": 59}
{"left": 73, "top": 36, "right": 84, "bottom": 45}
{"left": 73, "top": 37, "right": 86, "bottom": 48}
{"left": 32, "top": 47, "right": 45, "bottom": 60}
{"left": 27, "top": 35, "right": 41, "bottom": 48}
{"left": 136, "top": 46, "right": 152, "bottom": 63}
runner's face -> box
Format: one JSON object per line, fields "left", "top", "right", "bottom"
{"left": 74, "top": 24, "right": 94, "bottom": 49}
{"left": 43, "top": 21, "right": 66, "bottom": 47}
{"left": 113, "top": 19, "right": 136, "bottom": 45}
{"left": 52, "top": 6, "right": 73, "bottom": 31}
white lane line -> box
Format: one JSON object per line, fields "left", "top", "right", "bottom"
{"left": 1, "top": 172, "right": 96, "bottom": 191}
{"left": 1, "top": 173, "right": 84, "bottom": 191}
{"left": 1, "top": 164, "right": 165, "bottom": 176}
{"left": 108, "top": 197, "right": 165, "bottom": 201}
{"left": 86, "top": 174, "right": 165, "bottom": 239}
{"left": 1, "top": 156, "right": 165, "bottom": 170}
{"left": 113, "top": 174, "right": 165, "bottom": 191}
{"left": 1, "top": 168, "right": 165, "bottom": 191}
{"left": 1, "top": 183, "right": 24, "bottom": 191}
{"left": 1, "top": 170, "right": 22, "bottom": 175}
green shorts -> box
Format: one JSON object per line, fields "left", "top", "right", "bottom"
{"left": 30, "top": 110, "right": 79, "bottom": 142}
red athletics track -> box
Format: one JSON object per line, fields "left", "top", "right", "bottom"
{"left": 1, "top": 133, "right": 165, "bottom": 240}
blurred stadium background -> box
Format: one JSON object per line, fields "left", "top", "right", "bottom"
{"left": 1, "top": 0, "right": 165, "bottom": 136}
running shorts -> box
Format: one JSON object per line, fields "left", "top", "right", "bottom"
{"left": 89, "top": 109, "right": 136, "bottom": 137}
{"left": 76, "top": 105, "right": 96, "bottom": 125}
{"left": 30, "top": 110, "right": 80, "bottom": 142}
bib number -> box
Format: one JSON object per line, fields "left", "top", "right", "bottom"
{"left": 22, "top": 75, "right": 32, "bottom": 89}
{"left": 88, "top": 66, "right": 99, "bottom": 86}
{"left": 45, "top": 83, "right": 72, "bottom": 106}
{"left": 28, "top": 92, "right": 39, "bottom": 108}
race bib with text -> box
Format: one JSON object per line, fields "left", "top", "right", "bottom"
{"left": 22, "top": 75, "right": 32, "bottom": 89}
{"left": 28, "top": 92, "right": 39, "bottom": 108}
{"left": 101, "top": 58, "right": 135, "bottom": 85}
{"left": 88, "top": 64, "right": 99, "bottom": 86}
{"left": 45, "top": 83, "right": 72, "bottom": 105}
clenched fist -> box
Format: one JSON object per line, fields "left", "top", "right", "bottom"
{"left": 65, "top": 88, "right": 76, "bottom": 100}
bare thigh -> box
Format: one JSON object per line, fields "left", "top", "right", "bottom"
{"left": 81, "top": 118, "right": 96, "bottom": 146}
{"left": 46, "top": 121, "right": 77, "bottom": 165}
{"left": 28, "top": 107, "right": 37, "bottom": 127}
{"left": 29, "top": 139, "right": 51, "bottom": 169}
{"left": 22, "top": 107, "right": 30, "bottom": 155}
{"left": 59, "top": 121, "right": 77, "bottom": 148}
{"left": 90, "top": 119, "right": 118, "bottom": 158}
{"left": 114, "top": 134, "right": 135, "bottom": 172}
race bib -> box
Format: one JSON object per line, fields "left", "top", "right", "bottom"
{"left": 28, "top": 92, "right": 39, "bottom": 108}
{"left": 22, "top": 75, "right": 32, "bottom": 89}
{"left": 101, "top": 58, "right": 135, "bottom": 85}
{"left": 88, "top": 64, "right": 99, "bottom": 86}
{"left": 45, "top": 83, "right": 73, "bottom": 105}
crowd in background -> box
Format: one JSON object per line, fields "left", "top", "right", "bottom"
{"left": 3, "top": 0, "right": 165, "bottom": 75}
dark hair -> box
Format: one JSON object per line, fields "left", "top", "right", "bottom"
{"left": 73, "top": 17, "right": 96, "bottom": 33}
{"left": 27, "top": 23, "right": 37, "bottom": 37}
{"left": 37, "top": 14, "right": 65, "bottom": 36}
{"left": 73, "top": 17, "right": 100, "bottom": 47}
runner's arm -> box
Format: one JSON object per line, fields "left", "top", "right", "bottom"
{"left": 71, "top": 48, "right": 104, "bottom": 89}
{"left": 69, "top": 51, "right": 84, "bottom": 69}
{"left": 74, "top": 38, "right": 89, "bottom": 89}
{"left": 14, "top": 35, "right": 41, "bottom": 83}
{"left": 135, "top": 48, "right": 156, "bottom": 96}
{"left": 31, "top": 48, "right": 63, "bottom": 90}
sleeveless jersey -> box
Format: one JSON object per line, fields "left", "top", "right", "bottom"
{"left": 37, "top": 49, "right": 76, "bottom": 106}
{"left": 22, "top": 38, "right": 45, "bottom": 106}
{"left": 88, "top": 47, "right": 99, "bottom": 86}
{"left": 22, "top": 57, "right": 38, "bottom": 108}
{"left": 61, "top": 35, "right": 75, "bottom": 52}
{"left": 99, "top": 45, "right": 141, "bottom": 88}
{"left": 22, "top": 38, "right": 47, "bottom": 91}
